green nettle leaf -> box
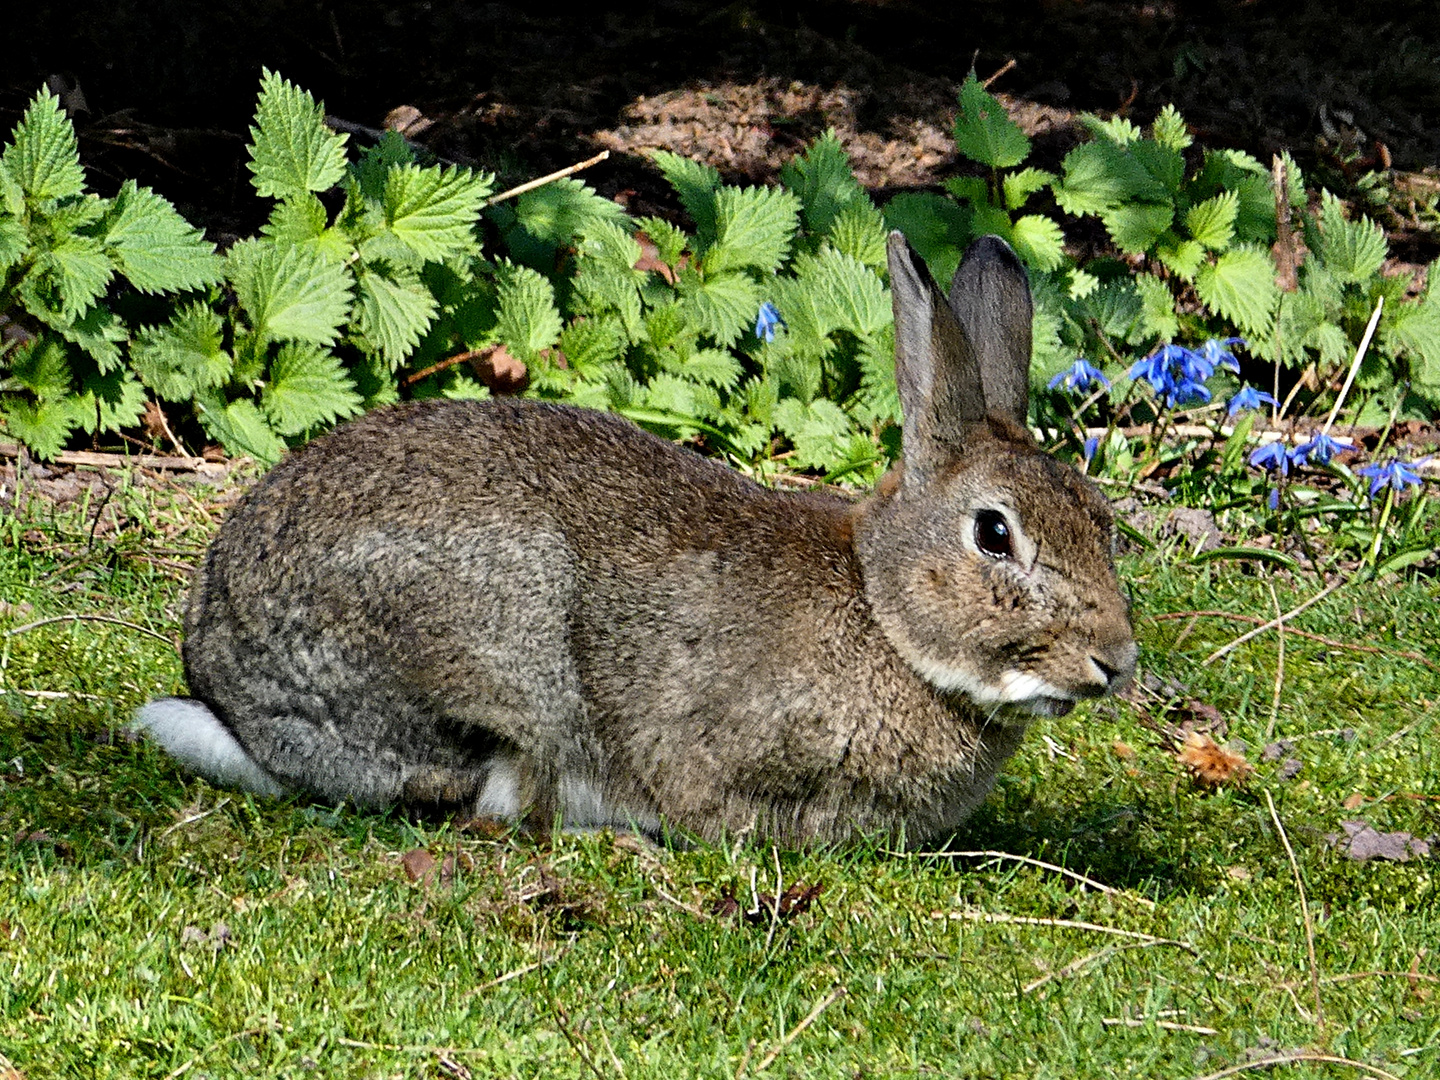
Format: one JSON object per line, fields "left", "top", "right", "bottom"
{"left": 1312, "top": 191, "right": 1387, "bottom": 284}
{"left": 100, "top": 180, "right": 225, "bottom": 293}
{"left": 853, "top": 323, "right": 900, "bottom": 425}
{"left": 512, "top": 177, "right": 629, "bottom": 251}
{"left": 1129, "top": 141, "right": 1185, "bottom": 195}
{"left": 1134, "top": 273, "right": 1179, "bottom": 341}
{"left": 261, "top": 194, "right": 330, "bottom": 245}
{"left": 354, "top": 267, "right": 439, "bottom": 367}
{"left": 1081, "top": 114, "right": 1143, "bottom": 145}
{"left": 0, "top": 215, "right": 27, "bottom": 270}
{"left": 945, "top": 176, "right": 990, "bottom": 206}
{"left": 1383, "top": 301, "right": 1440, "bottom": 385}
{"left": 881, "top": 193, "right": 972, "bottom": 285}
{"left": 1, "top": 88, "right": 86, "bottom": 202}
{"left": 58, "top": 304, "right": 129, "bottom": 371}
{"left": 384, "top": 164, "right": 491, "bottom": 262}
{"left": 46, "top": 195, "right": 108, "bottom": 233}
{"left": 827, "top": 199, "right": 887, "bottom": 269}
{"left": 1185, "top": 191, "right": 1239, "bottom": 250}
{"left": 131, "top": 303, "right": 233, "bottom": 400}
{"left": 800, "top": 248, "right": 890, "bottom": 337}
{"left": 1101, "top": 202, "right": 1173, "bottom": 254}
{"left": 704, "top": 185, "right": 800, "bottom": 276}
{"left": 247, "top": 69, "right": 350, "bottom": 200}
{"left": 682, "top": 270, "right": 761, "bottom": 348}
{"left": 579, "top": 219, "right": 644, "bottom": 274}
{"left": 1002, "top": 168, "right": 1056, "bottom": 212}
{"left": 352, "top": 130, "right": 418, "bottom": 202}
{"left": 678, "top": 348, "right": 743, "bottom": 389}
{"left": 650, "top": 151, "right": 722, "bottom": 247}
{"left": 6, "top": 336, "right": 73, "bottom": 400}
{"left": 1009, "top": 214, "right": 1066, "bottom": 272}
{"left": 229, "top": 239, "right": 353, "bottom": 346}
{"left": 75, "top": 366, "right": 147, "bottom": 434}
{"left": 0, "top": 397, "right": 82, "bottom": 459}
{"left": 1194, "top": 244, "right": 1279, "bottom": 336}
{"left": 1156, "top": 238, "right": 1206, "bottom": 282}
{"left": 779, "top": 130, "right": 864, "bottom": 236}
{"left": 559, "top": 317, "right": 626, "bottom": 370}
{"left": 195, "top": 392, "right": 287, "bottom": 465}
{"left": 261, "top": 342, "right": 364, "bottom": 435}
{"left": 635, "top": 216, "right": 688, "bottom": 267}
{"left": 1053, "top": 141, "right": 1170, "bottom": 217}
{"left": 22, "top": 234, "right": 114, "bottom": 320}
{"left": 774, "top": 396, "right": 854, "bottom": 470}
{"left": 1151, "top": 105, "right": 1193, "bottom": 151}
{"left": 1066, "top": 268, "right": 1100, "bottom": 300}
{"left": 494, "top": 263, "right": 563, "bottom": 362}
{"left": 953, "top": 74, "right": 1030, "bottom": 170}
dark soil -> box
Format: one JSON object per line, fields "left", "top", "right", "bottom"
{"left": 7, "top": 1, "right": 1439, "bottom": 257}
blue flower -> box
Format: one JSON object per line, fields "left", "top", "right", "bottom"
{"left": 1291, "top": 430, "right": 1349, "bottom": 466}
{"left": 1197, "top": 337, "right": 1246, "bottom": 376}
{"left": 1226, "top": 385, "right": 1278, "bottom": 416}
{"left": 1357, "top": 457, "right": 1426, "bottom": 496}
{"left": 1248, "top": 440, "right": 1291, "bottom": 476}
{"left": 1048, "top": 358, "right": 1111, "bottom": 396}
{"left": 1268, "top": 487, "right": 1280, "bottom": 510}
{"left": 754, "top": 301, "right": 786, "bottom": 342}
{"left": 1083, "top": 435, "right": 1100, "bottom": 461}
{"left": 1128, "top": 344, "right": 1210, "bottom": 407}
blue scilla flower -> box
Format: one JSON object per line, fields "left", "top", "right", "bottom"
{"left": 1226, "top": 385, "right": 1277, "bottom": 416}
{"left": 1291, "top": 430, "right": 1349, "bottom": 466}
{"left": 1048, "top": 358, "right": 1111, "bottom": 396}
{"left": 1197, "top": 337, "right": 1246, "bottom": 377}
{"left": 754, "top": 301, "right": 786, "bottom": 343}
{"left": 1128, "top": 344, "right": 1210, "bottom": 407}
{"left": 1357, "top": 457, "right": 1426, "bottom": 496}
{"left": 1248, "top": 440, "right": 1291, "bottom": 476}
{"left": 1083, "top": 435, "right": 1100, "bottom": 461}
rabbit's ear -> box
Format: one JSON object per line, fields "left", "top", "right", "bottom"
{"left": 946, "top": 235, "right": 1033, "bottom": 428}
{"left": 887, "top": 231, "right": 988, "bottom": 485}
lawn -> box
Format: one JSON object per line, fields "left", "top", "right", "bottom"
{"left": 1, "top": 461, "right": 1437, "bottom": 1079}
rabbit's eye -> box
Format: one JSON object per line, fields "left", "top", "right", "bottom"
{"left": 974, "top": 509, "right": 1014, "bottom": 559}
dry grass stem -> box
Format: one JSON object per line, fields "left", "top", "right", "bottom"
{"left": 1267, "top": 581, "right": 1285, "bottom": 740}
{"left": 938, "top": 910, "right": 1196, "bottom": 952}
{"left": 1188, "top": 1051, "right": 1402, "bottom": 1080}
{"left": 485, "top": 150, "right": 610, "bottom": 207}
{"left": 1323, "top": 298, "right": 1385, "bottom": 437}
{"left": 1102, "top": 1017, "right": 1218, "bottom": 1035}
{"left": 749, "top": 986, "right": 847, "bottom": 1075}
{"left": 1204, "top": 577, "right": 1346, "bottom": 665}
{"left": 1151, "top": 611, "right": 1438, "bottom": 672}
{"left": 5, "top": 612, "right": 177, "bottom": 648}
{"left": 900, "top": 848, "right": 1156, "bottom": 908}
{"left": 1265, "top": 790, "right": 1322, "bottom": 1026}
{"left": 1023, "top": 940, "right": 1174, "bottom": 994}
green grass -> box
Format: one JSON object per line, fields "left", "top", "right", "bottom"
{"left": 1, "top": 467, "right": 1438, "bottom": 1079}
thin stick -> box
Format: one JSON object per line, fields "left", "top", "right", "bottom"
{"left": 552, "top": 1003, "right": 609, "bottom": 1080}
{"left": 1265, "top": 790, "right": 1322, "bottom": 1027}
{"left": 897, "top": 849, "right": 1155, "bottom": 908}
{"left": 461, "top": 960, "right": 546, "bottom": 999}
{"left": 485, "top": 151, "right": 610, "bottom": 207}
{"left": 1203, "top": 577, "right": 1346, "bottom": 665}
{"left": 1323, "top": 298, "right": 1384, "bottom": 437}
{"left": 1023, "top": 939, "right": 1176, "bottom": 994}
{"left": 763, "top": 845, "right": 783, "bottom": 953}
{"left": 160, "top": 798, "right": 231, "bottom": 838}
{"left": 751, "top": 986, "right": 846, "bottom": 1074}
{"left": 1150, "top": 611, "right": 1438, "bottom": 672}
{"left": 6, "top": 613, "right": 176, "bottom": 648}
{"left": 400, "top": 347, "right": 493, "bottom": 388}
{"left": 0, "top": 442, "right": 210, "bottom": 471}
{"left": 982, "top": 59, "right": 1018, "bottom": 88}
{"left": 651, "top": 882, "right": 710, "bottom": 920}
{"left": 1102, "top": 1017, "right": 1218, "bottom": 1035}
{"left": 937, "top": 910, "right": 1196, "bottom": 952}
{"left": 1267, "top": 582, "right": 1285, "bottom": 741}
{"left": 1187, "top": 1051, "right": 1402, "bottom": 1080}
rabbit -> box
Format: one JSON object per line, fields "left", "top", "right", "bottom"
{"left": 134, "top": 232, "right": 1136, "bottom": 846}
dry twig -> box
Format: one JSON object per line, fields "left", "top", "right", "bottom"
{"left": 897, "top": 848, "right": 1156, "bottom": 908}
{"left": 1265, "top": 790, "right": 1322, "bottom": 1027}
{"left": 1204, "top": 577, "right": 1346, "bottom": 665}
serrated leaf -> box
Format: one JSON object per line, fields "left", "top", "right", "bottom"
{"left": 0, "top": 215, "right": 27, "bottom": 271}
{"left": 1156, "top": 238, "right": 1207, "bottom": 282}
{"left": 57, "top": 304, "right": 128, "bottom": 371}
{"left": 384, "top": 164, "right": 489, "bottom": 262}
{"left": 1, "top": 88, "right": 85, "bottom": 202}
{"left": 21, "top": 234, "right": 113, "bottom": 321}
{"left": 1009, "top": 214, "right": 1066, "bottom": 272}
{"left": 1185, "top": 191, "right": 1239, "bottom": 250}
{"left": 774, "top": 396, "right": 854, "bottom": 470}
{"left": 800, "top": 248, "right": 890, "bottom": 337}
{"left": 1151, "top": 105, "right": 1192, "bottom": 150}
{"left": 635, "top": 217, "right": 688, "bottom": 267}
{"left": 944, "top": 176, "right": 990, "bottom": 206}
{"left": 352, "top": 130, "right": 417, "bottom": 202}
{"left": 229, "top": 238, "right": 353, "bottom": 346}
{"left": 579, "top": 218, "right": 643, "bottom": 273}
{"left": 1312, "top": 191, "right": 1387, "bottom": 284}
{"left": 100, "top": 180, "right": 224, "bottom": 293}
{"left": 261, "top": 342, "right": 363, "bottom": 435}
{"left": 1130, "top": 141, "right": 1185, "bottom": 195}
{"left": 1194, "top": 244, "right": 1279, "bottom": 336}
{"left": 1067, "top": 268, "right": 1100, "bottom": 300}
{"left": 558, "top": 317, "right": 626, "bottom": 370}
{"left": 682, "top": 270, "right": 760, "bottom": 348}
{"left": 494, "top": 263, "right": 562, "bottom": 362}
{"left": 354, "top": 267, "right": 439, "bottom": 366}
{"left": 1081, "top": 114, "right": 1143, "bottom": 145}
{"left": 46, "top": 195, "right": 107, "bottom": 233}
{"left": 704, "top": 185, "right": 800, "bottom": 276}
{"left": 261, "top": 193, "right": 329, "bottom": 244}
{"left": 678, "top": 348, "right": 742, "bottom": 389}
{"left": 0, "top": 396, "right": 81, "bottom": 459}
{"left": 195, "top": 392, "right": 287, "bottom": 464}
{"left": 827, "top": 199, "right": 887, "bottom": 269}
{"left": 6, "top": 336, "right": 72, "bottom": 400}
{"left": 1383, "top": 300, "right": 1440, "bottom": 385}
{"left": 1003, "top": 168, "right": 1056, "bottom": 211}
{"left": 513, "top": 177, "right": 628, "bottom": 249}
{"left": 780, "top": 130, "right": 863, "bottom": 236}
{"left": 1053, "top": 140, "right": 1170, "bottom": 216}
{"left": 247, "top": 69, "right": 349, "bottom": 199}
{"left": 649, "top": 151, "right": 721, "bottom": 247}
{"left": 881, "top": 193, "right": 972, "bottom": 285}
{"left": 75, "top": 366, "right": 147, "bottom": 434}
{"left": 131, "top": 303, "right": 233, "bottom": 400}
{"left": 853, "top": 323, "right": 900, "bottom": 425}
{"left": 1134, "top": 273, "right": 1179, "bottom": 341}
{"left": 1101, "top": 202, "right": 1173, "bottom": 253}
{"left": 953, "top": 75, "right": 1029, "bottom": 169}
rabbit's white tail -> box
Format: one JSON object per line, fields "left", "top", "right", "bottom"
{"left": 133, "top": 698, "right": 288, "bottom": 797}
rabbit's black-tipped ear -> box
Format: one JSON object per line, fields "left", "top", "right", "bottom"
{"left": 887, "top": 231, "right": 987, "bottom": 485}
{"left": 947, "top": 235, "right": 1033, "bottom": 427}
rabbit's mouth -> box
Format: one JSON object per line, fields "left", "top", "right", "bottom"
{"left": 1021, "top": 696, "right": 1075, "bottom": 718}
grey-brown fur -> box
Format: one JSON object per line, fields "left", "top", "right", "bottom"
{"left": 137, "top": 233, "right": 1135, "bottom": 846}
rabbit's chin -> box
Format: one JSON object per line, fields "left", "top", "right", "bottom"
{"left": 1015, "top": 696, "right": 1076, "bottom": 718}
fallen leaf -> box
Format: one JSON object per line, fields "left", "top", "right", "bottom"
{"left": 1112, "top": 741, "right": 1136, "bottom": 760}
{"left": 1176, "top": 731, "right": 1253, "bottom": 789}
{"left": 634, "top": 231, "right": 678, "bottom": 284}
{"left": 1408, "top": 949, "right": 1432, "bottom": 1002}
{"left": 384, "top": 105, "right": 434, "bottom": 137}
{"left": 467, "top": 345, "right": 529, "bottom": 394}
{"left": 401, "top": 848, "right": 438, "bottom": 883}
{"left": 1327, "top": 821, "right": 1432, "bottom": 862}
{"left": 1277, "top": 758, "right": 1303, "bottom": 781}
{"left": 1342, "top": 793, "right": 1365, "bottom": 810}
{"left": 1226, "top": 866, "right": 1252, "bottom": 881}
{"left": 1261, "top": 739, "right": 1294, "bottom": 763}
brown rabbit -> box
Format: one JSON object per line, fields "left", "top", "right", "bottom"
{"left": 135, "top": 233, "right": 1135, "bottom": 845}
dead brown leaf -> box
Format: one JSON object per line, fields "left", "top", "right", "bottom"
{"left": 383, "top": 105, "right": 434, "bottom": 138}
{"left": 1342, "top": 793, "right": 1365, "bottom": 810}
{"left": 400, "top": 848, "right": 438, "bottom": 882}
{"left": 468, "top": 345, "right": 529, "bottom": 394}
{"left": 1176, "top": 731, "right": 1253, "bottom": 789}
{"left": 713, "top": 881, "right": 825, "bottom": 922}
{"left": 634, "top": 231, "right": 678, "bottom": 284}
{"left": 1409, "top": 949, "right": 1432, "bottom": 1002}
